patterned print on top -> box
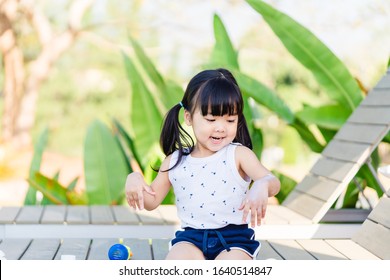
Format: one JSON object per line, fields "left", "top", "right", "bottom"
{"left": 168, "top": 143, "right": 251, "bottom": 229}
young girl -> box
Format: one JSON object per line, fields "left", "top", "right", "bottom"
{"left": 125, "top": 68, "right": 280, "bottom": 260}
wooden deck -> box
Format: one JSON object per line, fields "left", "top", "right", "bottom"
{"left": 0, "top": 205, "right": 379, "bottom": 260}
{"left": 0, "top": 205, "right": 366, "bottom": 239}
{"left": 0, "top": 236, "right": 381, "bottom": 260}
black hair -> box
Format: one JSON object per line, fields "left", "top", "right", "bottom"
{"left": 160, "top": 68, "right": 252, "bottom": 170}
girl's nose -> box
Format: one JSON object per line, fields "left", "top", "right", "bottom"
{"left": 215, "top": 124, "right": 225, "bottom": 132}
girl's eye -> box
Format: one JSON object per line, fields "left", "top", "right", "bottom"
{"left": 206, "top": 118, "right": 215, "bottom": 122}
{"left": 227, "top": 119, "right": 236, "bottom": 123}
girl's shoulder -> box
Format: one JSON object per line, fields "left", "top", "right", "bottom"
{"left": 233, "top": 144, "right": 257, "bottom": 161}
{"left": 160, "top": 153, "right": 174, "bottom": 170}
{"left": 230, "top": 142, "right": 251, "bottom": 153}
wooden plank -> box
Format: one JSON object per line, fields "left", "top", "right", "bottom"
{"left": 361, "top": 88, "right": 390, "bottom": 106}
{"left": 0, "top": 207, "right": 20, "bottom": 224}
{"left": 112, "top": 206, "right": 140, "bottom": 225}
{"left": 66, "top": 206, "right": 90, "bottom": 224}
{"left": 322, "top": 140, "right": 372, "bottom": 164}
{"left": 294, "top": 175, "right": 341, "bottom": 201}
{"left": 320, "top": 209, "right": 370, "bottom": 223}
{"left": 297, "top": 239, "right": 347, "bottom": 260}
{"left": 267, "top": 239, "right": 316, "bottom": 260}
{"left": 15, "top": 206, "right": 43, "bottom": 224}
{"left": 0, "top": 239, "right": 31, "bottom": 260}
{"left": 352, "top": 220, "right": 390, "bottom": 259}
{"left": 87, "top": 238, "right": 118, "bottom": 260}
{"left": 137, "top": 209, "right": 165, "bottom": 225}
{"left": 282, "top": 192, "right": 329, "bottom": 222}
{"left": 375, "top": 74, "right": 390, "bottom": 88}
{"left": 54, "top": 238, "right": 91, "bottom": 260}
{"left": 20, "top": 239, "right": 60, "bottom": 260}
{"left": 348, "top": 107, "right": 390, "bottom": 125}
{"left": 366, "top": 196, "right": 390, "bottom": 228}
{"left": 310, "top": 158, "right": 359, "bottom": 183}
{"left": 262, "top": 208, "right": 289, "bottom": 225}
{"left": 41, "top": 205, "right": 66, "bottom": 224}
{"left": 334, "top": 123, "right": 388, "bottom": 144}
{"left": 123, "top": 238, "right": 152, "bottom": 260}
{"left": 256, "top": 241, "right": 283, "bottom": 260}
{"left": 90, "top": 206, "right": 115, "bottom": 224}
{"left": 266, "top": 204, "right": 312, "bottom": 224}
{"left": 325, "top": 239, "right": 380, "bottom": 260}
{"left": 151, "top": 239, "right": 170, "bottom": 260}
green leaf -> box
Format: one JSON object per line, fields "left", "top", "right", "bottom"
{"left": 130, "top": 37, "right": 182, "bottom": 111}
{"left": 357, "top": 164, "right": 384, "bottom": 197}
{"left": 233, "top": 70, "right": 295, "bottom": 123}
{"left": 342, "top": 181, "right": 360, "bottom": 208}
{"left": 66, "top": 191, "right": 88, "bottom": 205}
{"left": 210, "top": 14, "right": 239, "bottom": 69}
{"left": 290, "top": 119, "right": 324, "bottom": 153}
{"left": 162, "top": 80, "right": 184, "bottom": 111}
{"left": 273, "top": 170, "right": 297, "bottom": 203}
{"left": 84, "top": 120, "right": 129, "bottom": 204}
{"left": 296, "top": 104, "right": 351, "bottom": 130}
{"left": 112, "top": 118, "right": 139, "bottom": 172}
{"left": 27, "top": 172, "right": 68, "bottom": 205}
{"left": 246, "top": 0, "right": 363, "bottom": 111}
{"left": 129, "top": 36, "right": 166, "bottom": 92}
{"left": 122, "top": 51, "right": 163, "bottom": 167}
{"left": 24, "top": 127, "right": 49, "bottom": 205}
{"left": 67, "top": 177, "right": 79, "bottom": 192}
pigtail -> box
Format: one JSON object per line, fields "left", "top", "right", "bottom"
{"left": 235, "top": 117, "right": 253, "bottom": 150}
{"left": 160, "top": 103, "right": 194, "bottom": 171}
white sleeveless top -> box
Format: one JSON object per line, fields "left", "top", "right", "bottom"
{"left": 168, "top": 143, "right": 251, "bottom": 229}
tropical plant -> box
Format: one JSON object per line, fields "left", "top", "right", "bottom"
{"left": 25, "top": 121, "right": 129, "bottom": 205}
{"left": 24, "top": 0, "right": 388, "bottom": 208}
{"left": 244, "top": 0, "right": 387, "bottom": 205}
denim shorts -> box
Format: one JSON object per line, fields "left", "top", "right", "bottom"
{"left": 170, "top": 224, "right": 261, "bottom": 260}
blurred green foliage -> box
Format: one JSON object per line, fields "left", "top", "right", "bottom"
{"left": 23, "top": 0, "right": 387, "bottom": 207}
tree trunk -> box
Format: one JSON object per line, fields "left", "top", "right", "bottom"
{"left": 0, "top": 0, "right": 94, "bottom": 148}
{"left": 0, "top": 1, "right": 24, "bottom": 146}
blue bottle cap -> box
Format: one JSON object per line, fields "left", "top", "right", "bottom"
{"left": 108, "top": 244, "right": 130, "bottom": 260}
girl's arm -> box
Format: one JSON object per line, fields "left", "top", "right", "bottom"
{"left": 235, "top": 146, "right": 281, "bottom": 227}
{"left": 125, "top": 155, "right": 172, "bottom": 211}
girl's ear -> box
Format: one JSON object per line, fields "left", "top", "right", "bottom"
{"left": 184, "top": 110, "right": 192, "bottom": 126}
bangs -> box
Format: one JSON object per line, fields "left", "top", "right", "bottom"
{"left": 197, "top": 78, "right": 243, "bottom": 116}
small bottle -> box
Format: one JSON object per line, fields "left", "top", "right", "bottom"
{"left": 108, "top": 244, "right": 133, "bottom": 260}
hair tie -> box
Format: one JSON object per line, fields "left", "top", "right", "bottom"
{"left": 179, "top": 102, "right": 185, "bottom": 109}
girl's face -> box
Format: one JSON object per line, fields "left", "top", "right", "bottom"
{"left": 184, "top": 107, "right": 238, "bottom": 157}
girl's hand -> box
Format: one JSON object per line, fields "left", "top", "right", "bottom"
{"left": 125, "top": 172, "right": 156, "bottom": 210}
{"left": 239, "top": 182, "right": 269, "bottom": 227}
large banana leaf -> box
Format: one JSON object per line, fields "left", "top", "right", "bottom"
{"left": 122, "top": 51, "right": 163, "bottom": 167}
{"left": 84, "top": 120, "right": 128, "bottom": 204}
{"left": 130, "top": 37, "right": 183, "bottom": 110}
{"left": 24, "top": 127, "right": 49, "bottom": 205}
{"left": 296, "top": 104, "right": 351, "bottom": 130}
{"left": 210, "top": 14, "right": 293, "bottom": 124}
{"left": 129, "top": 37, "right": 165, "bottom": 92}
{"left": 210, "top": 14, "right": 240, "bottom": 70}
{"left": 233, "top": 71, "right": 295, "bottom": 123}
{"left": 27, "top": 172, "right": 68, "bottom": 205}
{"left": 112, "top": 118, "right": 139, "bottom": 172}
{"left": 246, "top": 0, "right": 363, "bottom": 111}
{"left": 290, "top": 119, "right": 324, "bottom": 153}
{"left": 210, "top": 13, "right": 322, "bottom": 153}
